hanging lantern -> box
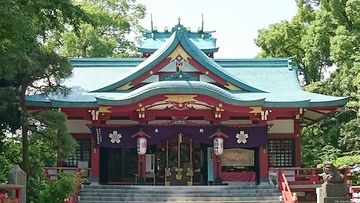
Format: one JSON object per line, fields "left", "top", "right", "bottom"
{"left": 137, "top": 137, "right": 147, "bottom": 155}
{"left": 213, "top": 137, "right": 224, "bottom": 156}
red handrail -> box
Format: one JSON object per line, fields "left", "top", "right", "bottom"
{"left": 350, "top": 186, "right": 360, "bottom": 203}
{"left": 275, "top": 167, "right": 351, "bottom": 202}
{"left": 43, "top": 167, "right": 80, "bottom": 179}
{"left": 278, "top": 169, "right": 298, "bottom": 203}
{"left": 273, "top": 167, "right": 323, "bottom": 186}
{"left": 0, "top": 184, "right": 22, "bottom": 203}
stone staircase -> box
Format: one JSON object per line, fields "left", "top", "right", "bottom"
{"left": 78, "top": 184, "right": 282, "bottom": 203}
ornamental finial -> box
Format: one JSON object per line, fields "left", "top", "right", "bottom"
{"left": 201, "top": 13, "right": 204, "bottom": 32}
{"left": 178, "top": 17, "right": 181, "bottom": 25}
{"left": 150, "top": 14, "right": 154, "bottom": 32}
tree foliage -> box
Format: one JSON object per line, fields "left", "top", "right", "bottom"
{"left": 50, "top": 0, "right": 146, "bottom": 57}
{"left": 38, "top": 173, "right": 77, "bottom": 203}
{"left": 0, "top": 0, "right": 87, "bottom": 177}
{"left": 1, "top": 1, "right": 146, "bottom": 201}
{"left": 256, "top": 0, "right": 360, "bottom": 167}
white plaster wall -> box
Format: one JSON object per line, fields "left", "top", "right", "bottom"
{"left": 221, "top": 120, "right": 252, "bottom": 125}
{"left": 66, "top": 120, "right": 92, "bottom": 133}
{"left": 106, "top": 120, "right": 139, "bottom": 125}
{"left": 159, "top": 61, "right": 198, "bottom": 72}
{"left": 267, "top": 119, "right": 294, "bottom": 134}
{"left": 142, "top": 75, "right": 159, "bottom": 83}
{"left": 199, "top": 75, "right": 216, "bottom": 82}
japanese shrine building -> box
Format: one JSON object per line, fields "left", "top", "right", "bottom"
{"left": 26, "top": 23, "right": 347, "bottom": 185}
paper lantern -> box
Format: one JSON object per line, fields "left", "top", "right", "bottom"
{"left": 213, "top": 137, "right": 224, "bottom": 156}
{"left": 137, "top": 137, "right": 147, "bottom": 155}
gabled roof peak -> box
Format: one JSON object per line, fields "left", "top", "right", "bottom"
{"left": 95, "top": 29, "right": 264, "bottom": 93}
{"left": 138, "top": 22, "right": 218, "bottom": 54}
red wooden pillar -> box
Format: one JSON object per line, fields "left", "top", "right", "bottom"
{"left": 90, "top": 145, "right": 100, "bottom": 181}
{"left": 137, "top": 154, "right": 146, "bottom": 184}
{"left": 259, "top": 146, "right": 269, "bottom": 183}
{"left": 294, "top": 120, "right": 301, "bottom": 166}
{"left": 212, "top": 152, "right": 222, "bottom": 184}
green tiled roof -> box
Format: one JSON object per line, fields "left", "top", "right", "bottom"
{"left": 26, "top": 25, "right": 348, "bottom": 109}
{"left": 26, "top": 81, "right": 347, "bottom": 108}
{"left": 138, "top": 24, "right": 218, "bottom": 53}
{"left": 96, "top": 27, "right": 263, "bottom": 92}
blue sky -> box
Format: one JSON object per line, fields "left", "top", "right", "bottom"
{"left": 137, "top": 0, "right": 297, "bottom": 58}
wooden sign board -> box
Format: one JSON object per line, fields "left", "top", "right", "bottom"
{"left": 221, "top": 148, "right": 254, "bottom": 166}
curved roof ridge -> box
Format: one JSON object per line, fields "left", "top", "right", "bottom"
{"left": 26, "top": 80, "right": 348, "bottom": 108}
{"left": 94, "top": 32, "right": 179, "bottom": 92}
{"left": 93, "top": 29, "right": 265, "bottom": 93}
{"left": 94, "top": 81, "right": 266, "bottom": 106}
{"left": 178, "top": 31, "right": 264, "bottom": 92}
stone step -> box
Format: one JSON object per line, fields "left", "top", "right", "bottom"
{"left": 80, "top": 188, "right": 279, "bottom": 192}
{"left": 79, "top": 192, "right": 280, "bottom": 197}
{"left": 78, "top": 185, "right": 282, "bottom": 203}
{"left": 82, "top": 185, "right": 276, "bottom": 190}
{"left": 79, "top": 196, "right": 281, "bottom": 201}
{"left": 78, "top": 201, "right": 282, "bottom": 203}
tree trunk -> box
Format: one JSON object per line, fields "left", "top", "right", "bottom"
{"left": 19, "top": 86, "right": 29, "bottom": 179}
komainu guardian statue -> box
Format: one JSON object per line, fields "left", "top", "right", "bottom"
{"left": 320, "top": 162, "right": 344, "bottom": 183}
{"left": 318, "top": 161, "right": 350, "bottom": 203}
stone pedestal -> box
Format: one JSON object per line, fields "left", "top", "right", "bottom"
{"left": 7, "top": 165, "right": 26, "bottom": 203}
{"left": 319, "top": 182, "right": 350, "bottom": 203}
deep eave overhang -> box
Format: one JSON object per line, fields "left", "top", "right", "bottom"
{"left": 26, "top": 81, "right": 349, "bottom": 109}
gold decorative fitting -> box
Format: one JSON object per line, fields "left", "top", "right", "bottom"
{"left": 260, "top": 110, "right": 270, "bottom": 120}
{"left": 205, "top": 71, "right": 209, "bottom": 75}
{"left": 149, "top": 71, "right": 153, "bottom": 75}
{"left": 186, "top": 168, "right": 194, "bottom": 176}
{"left": 116, "top": 82, "right": 134, "bottom": 90}
{"left": 224, "top": 82, "right": 241, "bottom": 90}
{"left": 165, "top": 168, "right": 171, "bottom": 176}
{"left": 214, "top": 103, "right": 224, "bottom": 119}
{"left": 99, "top": 106, "right": 112, "bottom": 113}
{"left": 136, "top": 104, "right": 145, "bottom": 119}
{"left": 249, "top": 107, "right": 262, "bottom": 114}
{"left": 175, "top": 167, "right": 183, "bottom": 180}
{"left": 164, "top": 95, "right": 197, "bottom": 104}
{"left": 167, "top": 45, "right": 191, "bottom": 62}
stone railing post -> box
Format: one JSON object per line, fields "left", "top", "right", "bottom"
{"left": 8, "top": 165, "right": 26, "bottom": 203}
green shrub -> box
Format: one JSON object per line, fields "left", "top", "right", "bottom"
{"left": 39, "top": 173, "right": 77, "bottom": 203}
{"left": 333, "top": 155, "right": 360, "bottom": 168}
{"left": 333, "top": 155, "right": 360, "bottom": 186}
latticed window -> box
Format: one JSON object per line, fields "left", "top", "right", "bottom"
{"left": 64, "top": 139, "right": 91, "bottom": 167}
{"left": 268, "top": 139, "right": 294, "bottom": 167}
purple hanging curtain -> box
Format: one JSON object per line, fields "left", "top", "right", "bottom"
{"left": 91, "top": 125, "right": 268, "bottom": 148}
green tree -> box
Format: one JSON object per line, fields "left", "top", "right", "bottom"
{"left": 32, "top": 110, "right": 76, "bottom": 165}
{"left": 0, "top": 139, "right": 22, "bottom": 182}
{"left": 51, "top": 0, "right": 146, "bottom": 57}
{"left": 255, "top": 0, "right": 360, "bottom": 166}
{"left": 0, "top": 0, "right": 86, "bottom": 177}
{"left": 255, "top": 0, "right": 334, "bottom": 84}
